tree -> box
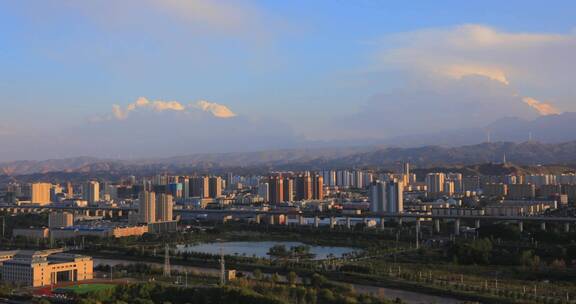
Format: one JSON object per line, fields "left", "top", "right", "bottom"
{"left": 288, "top": 271, "right": 297, "bottom": 286}
{"left": 253, "top": 269, "right": 263, "bottom": 280}
{"left": 311, "top": 274, "right": 327, "bottom": 288}
{"left": 450, "top": 238, "right": 493, "bottom": 265}
{"left": 268, "top": 245, "right": 289, "bottom": 260}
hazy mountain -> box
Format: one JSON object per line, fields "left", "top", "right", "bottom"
{"left": 379, "top": 112, "right": 576, "bottom": 147}
{"left": 298, "top": 141, "right": 576, "bottom": 170}
{"left": 3, "top": 141, "right": 576, "bottom": 177}
{"left": 1, "top": 113, "right": 576, "bottom": 176}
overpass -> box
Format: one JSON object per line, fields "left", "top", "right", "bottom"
{"left": 2, "top": 205, "right": 575, "bottom": 234}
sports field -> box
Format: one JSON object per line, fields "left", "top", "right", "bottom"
{"left": 56, "top": 283, "right": 115, "bottom": 294}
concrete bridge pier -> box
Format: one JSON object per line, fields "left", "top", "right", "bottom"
{"left": 380, "top": 218, "right": 385, "bottom": 230}
{"left": 397, "top": 217, "right": 403, "bottom": 226}
{"left": 298, "top": 215, "right": 306, "bottom": 226}
{"left": 564, "top": 222, "right": 570, "bottom": 233}
{"left": 475, "top": 219, "right": 481, "bottom": 229}
{"left": 454, "top": 219, "right": 461, "bottom": 236}
{"left": 255, "top": 214, "right": 261, "bottom": 224}
{"left": 540, "top": 222, "right": 546, "bottom": 231}
{"left": 346, "top": 217, "right": 351, "bottom": 229}
{"left": 314, "top": 216, "right": 320, "bottom": 228}
{"left": 330, "top": 217, "right": 336, "bottom": 229}
{"left": 518, "top": 221, "right": 524, "bottom": 233}
{"left": 434, "top": 219, "right": 441, "bottom": 233}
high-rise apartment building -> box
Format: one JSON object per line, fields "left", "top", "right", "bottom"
{"left": 426, "top": 173, "right": 445, "bottom": 196}
{"left": 208, "top": 176, "right": 222, "bottom": 198}
{"left": 483, "top": 183, "right": 508, "bottom": 197}
{"left": 258, "top": 183, "right": 269, "bottom": 202}
{"left": 82, "top": 181, "right": 100, "bottom": 204}
{"left": 190, "top": 176, "right": 209, "bottom": 198}
{"left": 155, "top": 193, "right": 173, "bottom": 222}
{"left": 444, "top": 180, "right": 455, "bottom": 196}
{"left": 139, "top": 191, "right": 156, "bottom": 224}
{"left": 295, "top": 173, "right": 313, "bottom": 201}
{"left": 369, "top": 180, "right": 403, "bottom": 214}
{"left": 386, "top": 179, "right": 404, "bottom": 213}
{"left": 66, "top": 182, "right": 74, "bottom": 199}
{"left": 313, "top": 174, "right": 324, "bottom": 200}
{"left": 463, "top": 176, "right": 480, "bottom": 192}
{"left": 508, "top": 184, "right": 536, "bottom": 200}
{"left": 31, "top": 183, "right": 51, "bottom": 205}
{"left": 447, "top": 173, "right": 463, "bottom": 193}
{"left": 283, "top": 177, "right": 293, "bottom": 202}
{"left": 180, "top": 177, "right": 190, "bottom": 198}
{"left": 370, "top": 181, "right": 386, "bottom": 213}
{"left": 48, "top": 212, "right": 74, "bottom": 228}
{"left": 268, "top": 176, "right": 284, "bottom": 204}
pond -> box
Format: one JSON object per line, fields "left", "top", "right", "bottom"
{"left": 176, "top": 241, "right": 358, "bottom": 260}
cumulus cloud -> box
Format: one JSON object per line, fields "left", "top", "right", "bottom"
{"left": 377, "top": 24, "right": 572, "bottom": 115}
{"left": 444, "top": 64, "right": 509, "bottom": 85}
{"left": 522, "top": 97, "right": 561, "bottom": 116}
{"left": 111, "top": 97, "right": 236, "bottom": 120}
{"left": 195, "top": 100, "right": 237, "bottom": 118}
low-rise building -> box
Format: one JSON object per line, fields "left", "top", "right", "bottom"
{"left": 0, "top": 250, "right": 93, "bottom": 287}
{"left": 50, "top": 223, "right": 149, "bottom": 239}
{"left": 12, "top": 227, "right": 50, "bottom": 239}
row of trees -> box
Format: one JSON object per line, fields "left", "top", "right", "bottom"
{"left": 73, "top": 278, "right": 396, "bottom": 304}
{"left": 267, "top": 245, "right": 316, "bottom": 261}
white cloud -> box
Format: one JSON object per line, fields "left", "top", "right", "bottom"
{"left": 110, "top": 97, "right": 236, "bottom": 120}
{"left": 443, "top": 64, "right": 509, "bottom": 85}
{"left": 194, "top": 100, "right": 237, "bottom": 118}
{"left": 376, "top": 24, "right": 572, "bottom": 115}
{"left": 522, "top": 97, "right": 561, "bottom": 116}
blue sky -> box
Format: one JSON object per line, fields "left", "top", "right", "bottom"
{"left": 1, "top": 1, "right": 575, "bottom": 160}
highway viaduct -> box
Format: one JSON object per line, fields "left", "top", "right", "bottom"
{"left": 1, "top": 205, "right": 575, "bottom": 235}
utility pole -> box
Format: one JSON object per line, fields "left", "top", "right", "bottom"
{"left": 220, "top": 248, "right": 225, "bottom": 286}
{"left": 164, "top": 244, "right": 171, "bottom": 277}
{"left": 415, "top": 220, "right": 420, "bottom": 250}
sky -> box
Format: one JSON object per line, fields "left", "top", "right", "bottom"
{"left": 1, "top": 0, "right": 575, "bottom": 161}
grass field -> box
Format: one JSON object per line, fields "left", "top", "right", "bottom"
{"left": 56, "top": 283, "right": 116, "bottom": 294}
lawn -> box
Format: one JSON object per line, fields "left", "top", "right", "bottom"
{"left": 56, "top": 283, "right": 115, "bottom": 295}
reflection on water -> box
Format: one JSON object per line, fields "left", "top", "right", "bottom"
{"left": 176, "top": 241, "right": 357, "bottom": 260}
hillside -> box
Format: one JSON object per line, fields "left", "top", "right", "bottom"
{"left": 2, "top": 141, "right": 576, "bottom": 177}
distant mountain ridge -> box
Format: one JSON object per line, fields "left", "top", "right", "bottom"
{"left": 3, "top": 141, "right": 576, "bottom": 176}
{"left": 377, "top": 112, "right": 576, "bottom": 147}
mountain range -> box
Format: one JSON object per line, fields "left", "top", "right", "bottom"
{"left": 2, "top": 141, "right": 576, "bottom": 177}
{"left": 2, "top": 112, "right": 576, "bottom": 176}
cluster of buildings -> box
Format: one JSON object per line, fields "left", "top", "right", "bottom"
{"left": 3, "top": 164, "right": 576, "bottom": 232}
{"left": 13, "top": 210, "right": 152, "bottom": 240}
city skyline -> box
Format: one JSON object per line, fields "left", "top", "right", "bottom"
{"left": 2, "top": 1, "right": 576, "bottom": 161}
